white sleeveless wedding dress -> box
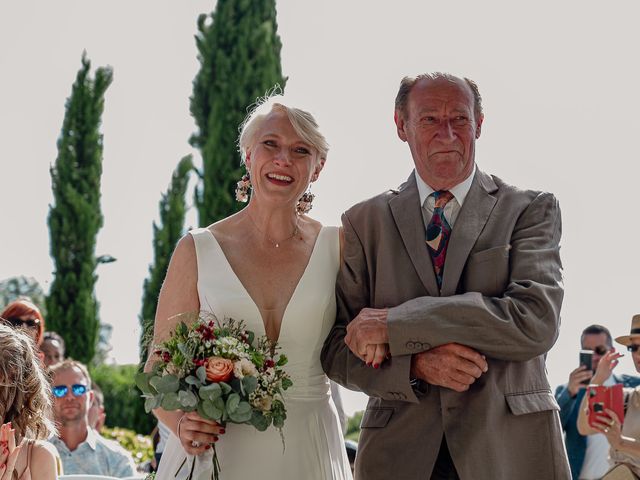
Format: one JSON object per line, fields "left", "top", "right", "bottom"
{"left": 156, "top": 226, "right": 352, "bottom": 480}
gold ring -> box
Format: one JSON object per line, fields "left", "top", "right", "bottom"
{"left": 610, "top": 419, "right": 615, "bottom": 426}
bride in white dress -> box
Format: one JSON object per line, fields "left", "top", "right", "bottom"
{"left": 147, "top": 95, "right": 352, "bottom": 480}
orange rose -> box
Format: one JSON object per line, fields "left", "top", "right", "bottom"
{"left": 205, "top": 357, "right": 234, "bottom": 383}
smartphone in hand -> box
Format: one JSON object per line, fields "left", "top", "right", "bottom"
{"left": 587, "top": 384, "right": 624, "bottom": 428}
{"left": 579, "top": 350, "right": 594, "bottom": 385}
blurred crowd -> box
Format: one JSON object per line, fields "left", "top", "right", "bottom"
{"left": 3, "top": 296, "right": 640, "bottom": 479}
{"left": 0, "top": 298, "right": 137, "bottom": 479}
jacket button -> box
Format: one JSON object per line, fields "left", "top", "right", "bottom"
{"left": 406, "top": 341, "right": 415, "bottom": 349}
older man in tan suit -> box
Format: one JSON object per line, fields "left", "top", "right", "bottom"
{"left": 321, "top": 73, "right": 571, "bottom": 479}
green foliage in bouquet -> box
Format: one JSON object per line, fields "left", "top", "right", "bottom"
{"left": 136, "top": 314, "right": 291, "bottom": 433}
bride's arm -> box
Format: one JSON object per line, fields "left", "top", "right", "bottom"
{"left": 144, "top": 234, "right": 222, "bottom": 455}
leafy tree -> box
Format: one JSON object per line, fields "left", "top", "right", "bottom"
{"left": 346, "top": 411, "right": 364, "bottom": 442}
{"left": 46, "top": 53, "right": 113, "bottom": 364}
{"left": 0, "top": 276, "right": 47, "bottom": 314}
{"left": 191, "top": 0, "right": 287, "bottom": 226}
{"left": 91, "top": 363, "right": 156, "bottom": 435}
{"left": 139, "top": 155, "right": 193, "bottom": 366}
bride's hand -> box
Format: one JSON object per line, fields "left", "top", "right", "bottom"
{"left": 363, "top": 343, "right": 390, "bottom": 368}
{"left": 178, "top": 412, "right": 225, "bottom": 456}
{"left": 0, "top": 423, "right": 20, "bottom": 480}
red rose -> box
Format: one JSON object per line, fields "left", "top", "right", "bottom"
{"left": 205, "top": 357, "right": 234, "bottom": 383}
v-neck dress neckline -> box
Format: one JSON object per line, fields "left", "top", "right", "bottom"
{"left": 202, "top": 226, "right": 325, "bottom": 345}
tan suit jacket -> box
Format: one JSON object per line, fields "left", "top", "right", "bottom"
{"left": 321, "top": 169, "right": 571, "bottom": 479}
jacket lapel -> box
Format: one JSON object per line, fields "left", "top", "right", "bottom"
{"left": 440, "top": 170, "right": 498, "bottom": 297}
{"left": 389, "top": 172, "right": 440, "bottom": 297}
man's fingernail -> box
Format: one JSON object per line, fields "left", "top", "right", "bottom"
{"left": 373, "top": 363, "right": 379, "bottom": 369}
{"left": 220, "top": 428, "right": 225, "bottom": 434}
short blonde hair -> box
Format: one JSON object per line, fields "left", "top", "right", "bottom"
{"left": 0, "top": 324, "right": 56, "bottom": 442}
{"left": 49, "top": 359, "right": 92, "bottom": 385}
{"left": 238, "top": 94, "right": 329, "bottom": 165}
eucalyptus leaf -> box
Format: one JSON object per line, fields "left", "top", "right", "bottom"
{"left": 273, "top": 414, "right": 285, "bottom": 429}
{"left": 135, "top": 372, "right": 152, "bottom": 393}
{"left": 201, "top": 399, "right": 222, "bottom": 420}
{"left": 219, "top": 382, "right": 232, "bottom": 395}
{"left": 250, "top": 411, "right": 269, "bottom": 431}
{"left": 185, "top": 375, "right": 201, "bottom": 387}
{"left": 226, "top": 393, "right": 240, "bottom": 413}
{"left": 213, "top": 397, "right": 225, "bottom": 412}
{"left": 198, "top": 383, "right": 222, "bottom": 401}
{"left": 144, "top": 395, "right": 161, "bottom": 413}
{"left": 161, "top": 392, "right": 181, "bottom": 410}
{"left": 242, "top": 376, "right": 258, "bottom": 394}
{"left": 196, "top": 366, "right": 207, "bottom": 383}
{"left": 229, "top": 401, "right": 252, "bottom": 423}
{"left": 150, "top": 374, "right": 180, "bottom": 394}
{"left": 178, "top": 390, "right": 198, "bottom": 409}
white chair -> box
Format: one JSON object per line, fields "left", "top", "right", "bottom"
{"left": 59, "top": 473, "right": 146, "bottom": 480}
{"left": 59, "top": 475, "right": 121, "bottom": 480}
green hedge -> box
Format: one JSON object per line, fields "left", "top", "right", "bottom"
{"left": 346, "top": 411, "right": 363, "bottom": 442}
{"left": 102, "top": 426, "right": 154, "bottom": 466}
{"left": 90, "top": 364, "right": 156, "bottom": 435}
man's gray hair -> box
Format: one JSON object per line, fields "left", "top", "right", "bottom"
{"left": 394, "top": 72, "right": 483, "bottom": 121}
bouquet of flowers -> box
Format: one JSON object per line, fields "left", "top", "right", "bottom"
{"left": 136, "top": 312, "right": 291, "bottom": 480}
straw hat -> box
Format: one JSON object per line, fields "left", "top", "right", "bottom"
{"left": 615, "top": 314, "right": 640, "bottom": 346}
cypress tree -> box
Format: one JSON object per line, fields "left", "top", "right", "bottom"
{"left": 47, "top": 53, "right": 113, "bottom": 364}
{"left": 191, "top": 0, "right": 287, "bottom": 226}
{"left": 139, "top": 155, "right": 193, "bottom": 366}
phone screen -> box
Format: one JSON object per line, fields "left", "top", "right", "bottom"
{"left": 579, "top": 350, "right": 594, "bottom": 385}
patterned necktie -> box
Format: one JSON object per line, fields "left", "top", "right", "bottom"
{"left": 425, "top": 190, "right": 454, "bottom": 288}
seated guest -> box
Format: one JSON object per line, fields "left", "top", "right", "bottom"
{"left": 0, "top": 324, "right": 60, "bottom": 479}
{"left": 577, "top": 315, "right": 640, "bottom": 479}
{"left": 41, "top": 331, "right": 65, "bottom": 368}
{"left": 0, "top": 299, "right": 45, "bottom": 347}
{"left": 556, "top": 324, "right": 640, "bottom": 479}
{"left": 48, "top": 360, "right": 136, "bottom": 477}
{"left": 87, "top": 382, "right": 106, "bottom": 432}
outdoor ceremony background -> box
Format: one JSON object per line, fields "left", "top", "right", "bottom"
{"left": 2, "top": 1, "right": 639, "bottom": 415}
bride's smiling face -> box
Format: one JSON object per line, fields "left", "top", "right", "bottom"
{"left": 245, "top": 109, "right": 323, "bottom": 207}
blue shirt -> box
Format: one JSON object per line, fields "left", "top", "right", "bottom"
{"left": 50, "top": 428, "right": 137, "bottom": 477}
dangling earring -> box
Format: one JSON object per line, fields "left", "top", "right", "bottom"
{"left": 235, "top": 171, "right": 251, "bottom": 202}
{"left": 296, "top": 187, "right": 315, "bottom": 215}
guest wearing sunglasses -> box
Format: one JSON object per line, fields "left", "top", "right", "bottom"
{"left": 0, "top": 299, "right": 44, "bottom": 346}
{"left": 556, "top": 324, "right": 640, "bottom": 479}
{"left": 48, "top": 360, "right": 136, "bottom": 477}
{"left": 576, "top": 315, "right": 640, "bottom": 478}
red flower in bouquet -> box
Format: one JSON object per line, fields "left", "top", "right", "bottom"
{"left": 205, "top": 357, "right": 234, "bottom": 383}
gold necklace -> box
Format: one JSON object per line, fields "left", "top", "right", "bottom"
{"left": 247, "top": 214, "right": 300, "bottom": 248}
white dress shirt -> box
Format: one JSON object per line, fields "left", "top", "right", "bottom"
{"left": 416, "top": 163, "right": 476, "bottom": 229}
